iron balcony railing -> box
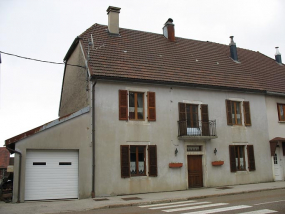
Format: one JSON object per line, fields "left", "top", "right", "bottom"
{"left": 178, "top": 120, "right": 217, "bottom": 137}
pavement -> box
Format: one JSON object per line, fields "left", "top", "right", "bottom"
{"left": 1, "top": 181, "right": 285, "bottom": 214}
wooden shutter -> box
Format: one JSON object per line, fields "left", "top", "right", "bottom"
{"left": 201, "top": 104, "right": 210, "bottom": 136}
{"left": 243, "top": 101, "right": 251, "bottom": 126}
{"left": 247, "top": 145, "right": 256, "bottom": 171}
{"left": 147, "top": 92, "right": 156, "bottom": 121}
{"left": 178, "top": 103, "right": 187, "bottom": 136}
{"left": 283, "top": 142, "right": 285, "bottom": 156}
{"left": 229, "top": 145, "right": 237, "bottom": 172}
{"left": 226, "top": 100, "right": 233, "bottom": 125}
{"left": 148, "top": 145, "right": 157, "bottom": 177}
{"left": 119, "top": 90, "right": 128, "bottom": 120}
{"left": 120, "top": 145, "right": 130, "bottom": 178}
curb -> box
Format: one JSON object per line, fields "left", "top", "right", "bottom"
{"left": 94, "top": 186, "right": 285, "bottom": 210}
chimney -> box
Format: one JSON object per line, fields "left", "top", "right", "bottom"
{"left": 107, "top": 6, "right": 121, "bottom": 35}
{"left": 275, "top": 47, "right": 282, "bottom": 64}
{"left": 163, "top": 18, "right": 175, "bottom": 42}
{"left": 229, "top": 36, "right": 238, "bottom": 61}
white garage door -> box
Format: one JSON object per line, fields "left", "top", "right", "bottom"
{"left": 25, "top": 150, "right": 78, "bottom": 200}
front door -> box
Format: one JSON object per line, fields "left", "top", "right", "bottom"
{"left": 274, "top": 147, "right": 283, "bottom": 181}
{"left": 187, "top": 155, "right": 203, "bottom": 188}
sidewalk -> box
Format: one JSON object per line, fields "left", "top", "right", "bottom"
{"left": 1, "top": 181, "right": 285, "bottom": 214}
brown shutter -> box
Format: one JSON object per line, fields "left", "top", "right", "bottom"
{"left": 148, "top": 145, "right": 157, "bottom": 177}
{"left": 120, "top": 145, "right": 130, "bottom": 178}
{"left": 229, "top": 145, "right": 237, "bottom": 172}
{"left": 247, "top": 145, "right": 256, "bottom": 171}
{"left": 226, "top": 100, "right": 233, "bottom": 125}
{"left": 243, "top": 101, "right": 251, "bottom": 126}
{"left": 119, "top": 90, "right": 128, "bottom": 120}
{"left": 147, "top": 92, "right": 156, "bottom": 121}
{"left": 178, "top": 103, "right": 187, "bottom": 136}
{"left": 201, "top": 104, "right": 210, "bottom": 136}
{"left": 283, "top": 142, "right": 285, "bottom": 156}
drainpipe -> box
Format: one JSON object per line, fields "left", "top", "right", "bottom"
{"left": 6, "top": 147, "right": 21, "bottom": 203}
{"left": 91, "top": 80, "right": 96, "bottom": 198}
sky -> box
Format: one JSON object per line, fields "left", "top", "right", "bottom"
{"left": 0, "top": 0, "right": 285, "bottom": 146}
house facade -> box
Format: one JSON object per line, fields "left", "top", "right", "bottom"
{"left": 5, "top": 6, "right": 285, "bottom": 202}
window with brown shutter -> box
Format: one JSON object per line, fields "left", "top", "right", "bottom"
{"left": 120, "top": 145, "right": 130, "bottom": 178}
{"left": 201, "top": 104, "right": 209, "bottom": 136}
{"left": 247, "top": 145, "right": 256, "bottom": 171}
{"left": 147, "top": 92, "right": 156, "bottom": 121}
{"left": 229, "top": 145, "right": 237, "bottom": 172}
{"left": 277, "top": 103, "right": 285, "bottom": 121}
{"left": 243, "top": 101, "right": 251, "bottom": 126}
{"left": 148, "top": 145, "right": 157, "bottom": 177}
{"left": 119, "top": 90, "right": 128, "bottom": 120}
{"left": 226, "top": 100, "right": 233, "bottom": 125}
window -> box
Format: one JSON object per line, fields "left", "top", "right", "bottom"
{"left": 277, "top": 104, "right": 285, "bottom": 121}
{"left": 120, "top": 145, "right": 157, "bottom": 178}
{"left": 186, "top": 104, "right": 199, "bottom": 128}
{"left": 229, "top": 145, "right": 255, "bottom": 172}
{"left": 129, "top": 92, "right": 144, "bottom": 120}
{"left": 130, "top": 146, "right": 146, "bottom": 176}
{"left": 226, "top": 100, "right": 251, "bottom": 126}
{"left": 119, "top": 90, "right": 156, "bottom": 121}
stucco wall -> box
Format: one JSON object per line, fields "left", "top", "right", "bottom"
{"left": 59, "top": 43, "right": 89, "bottom": 117}
{"left": 12, "top": 110, "right": 92, "bottom": 202}
{"left": 94, "top": 80, "right": 273, "bottom": 196}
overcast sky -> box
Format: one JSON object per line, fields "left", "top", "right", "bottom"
{"left": 0, "top": 0, "right": 284, "bottom": 146}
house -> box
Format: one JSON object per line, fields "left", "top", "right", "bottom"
{"left": 5, "top": 6, "right": 285, "bottom": 202}
{"left": 0, "top": 147, "right": 10, "bottom": 181}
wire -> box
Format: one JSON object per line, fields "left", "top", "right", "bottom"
{"left": 0, "top": 51, "right": 86, "bottom": 69}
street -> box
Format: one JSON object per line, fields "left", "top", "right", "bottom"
{"left": 63, "top": 189, "right": 285, "bottom": 214}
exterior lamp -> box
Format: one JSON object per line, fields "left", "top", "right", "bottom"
{"left": 175, "top": 148, "right": 178, "bottom": 156}
{"left": 214, "top": 148, "right": 217, "bottom": 155}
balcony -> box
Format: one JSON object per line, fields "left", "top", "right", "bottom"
{"left": 178, "top": 120, "right": 217, "bottom": 140}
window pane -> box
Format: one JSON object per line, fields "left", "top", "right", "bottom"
{"left": 138, "top": 147, "right": 145, "bottom": 174}
{"left": 239, "top": 146, "right": 245, "bottom": 170}
{"left": 186, "top": 105, "right": 191, "bottom": 127}
{"left": 137, "top": 93, "right": 144, "bottom": 119}
{"left": 232, "top": 103, "right": 236, "bottom": 123}
{"left": 280, "top": 105, "right": 284, "bottom": 120}
{"left": 236, "top": 103, "right": 241, "bottom": 124}
{"left": 130, "top": 147, "right": 136, "bottom": 174}
{"left": 129, "top": 92, "right": 135, "bottom": 119}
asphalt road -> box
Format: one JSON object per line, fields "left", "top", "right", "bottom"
{"left": 62, "top": 189, "right": 285, "bottom": 214}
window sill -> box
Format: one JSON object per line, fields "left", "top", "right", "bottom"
{"left": 278, "top": 121, "right": 285, "bottom": 123}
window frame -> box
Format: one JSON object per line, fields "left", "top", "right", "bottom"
{"left": 130, "top": 145, "right": 146, "bottom": 177}
{"left": 129, "top": 91, "right": 145, "bottom": 121}
{"left": 235, "top": 145, "right": 246, "bottom": 171}
{"left": 231, "top": 101, "right": 242, "bottom": 125}
{"left": 277, "top": 103, "right": 285, "bottom": 122}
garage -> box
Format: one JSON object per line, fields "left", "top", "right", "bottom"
{"left": 25, "top": 150, "right": 78, "bottom": 200}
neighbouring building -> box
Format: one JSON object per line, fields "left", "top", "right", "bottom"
{"left": 0, "top": 147, "right": 10, "bottom": 181}
{"left": 5, "top": 6, "right": 285, "bottom": 202}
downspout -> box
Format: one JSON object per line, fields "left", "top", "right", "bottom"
{"left": 6, "top": 146, "right": 21, "bottom": 203}
{"left": 91, "top": 79, "right": 96, "bottom": 198}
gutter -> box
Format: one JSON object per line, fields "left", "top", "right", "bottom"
{"left": 91, "top": 80, "right": 96, "bottom": 198}
{"left": 266, "top": 91, "right": 285, "bottom": 97}
{"left": 6, "top": 147, "right": 21, "bottom": 203}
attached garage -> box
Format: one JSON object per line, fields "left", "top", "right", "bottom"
{"left": 25, "top": 150, "right": 78, "bottom": 200}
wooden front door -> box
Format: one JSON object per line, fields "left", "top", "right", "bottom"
{"left": 187, "top": 155, "right": 203, "bottom": 188}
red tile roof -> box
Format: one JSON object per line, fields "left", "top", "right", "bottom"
{"left": 78, "top": 24, "right": 285, "bottom": 94}
{"left": 0, "top": 147, "right": 10, "bottom": 169}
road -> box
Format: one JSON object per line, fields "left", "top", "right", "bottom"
{"left": 61, "top": 189, "right": 285, "bottom": 214}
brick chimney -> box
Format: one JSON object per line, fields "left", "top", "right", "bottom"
{"left": 229, "top": 36, "right": 238, "bottom": 61}
{"left": 163, "top": 18, "right": 175, "bottom": 42}
{"left": 275, "top": 47, "right": 282, "bottom": 64}
{"left": 107, "top": 6, "right": 121, "bottom": 35}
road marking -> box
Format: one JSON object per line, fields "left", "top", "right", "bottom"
{"left": 150, "top": 201, "right": 210, "bottom": 209}
{"left": 139, "top": 200, "right": 196, "bottom": 208}
{"left": 181, "top": 205, "right": 251, "bottom": 214}
{"left": 254, "top": 199, "right": 285, "bottom": 206}
{"left": 163, "top": 203, "right": 228, "bottom": 212}
{"left": 238, "top": 209, "right": 277, "bottom": 214}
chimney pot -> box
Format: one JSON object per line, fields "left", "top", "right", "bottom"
{"left": 107, "top": 6, "right": 121, "bottom": 35}
{"left": 275, "top": 47, "right": 282, "bottom": 64}
{"left": 229, "top": 36, "right": 238, "bottom": 61}
{"left": 163, "top": 18, "right": 175, "bottom": 42}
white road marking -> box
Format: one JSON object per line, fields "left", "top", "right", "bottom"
{"left": 254, "top": 199, "right": 285, "bottom": 206}
{"left": 238, "top": 209, "right": 278, "bottom": 214}
{"left": 163, "top": 203, "right": 228, "bottom": 212}
{"left": 181, "top": 205, "right": 251, "bottom": 214}
{"left": 138, "top": 200, "right": 196, "bottom": 208}
{"left": 150, "top": 201, "right": 210, "bottom": 209}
